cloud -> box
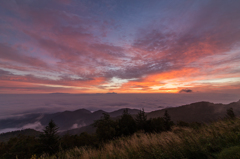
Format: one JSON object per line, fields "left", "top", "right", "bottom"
{"left": 130, "top": 1, "right": 240, "bottom": 71}
{"left": 0, "top": 43, "right": 48, "bottom": 68}
{"left": 179, "top": 89, "right": 193, "bottom": 93}
{"left": 70, "top": 123, "right": 86, "bottom": 129}
{"left": 106, "top": 102, "right": 129, "bottom": 107}
{"left": 0, "top": 69, "right": 13, "bottom": 77}
{"left": 0, "top": 121, "right": 43, "bottom": 134}
{"left": 0, "top": 0, "right": 240, "bottom": 93}
{"left": 21, "top": 121, "right": 43, "bottom": 130}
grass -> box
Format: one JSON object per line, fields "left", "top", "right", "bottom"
{"left": 39, "top": 118, "right": 240, "bottom": 159}
{"left": 217, "top": 146, "right": 240, "bottom": 159}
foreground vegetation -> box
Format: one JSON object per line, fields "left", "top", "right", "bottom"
{"left": 0, "top": 108, "right": 239, "bottom": 159}
{"left": 0, "top": 109, "right": 174, "bottom": 159}
{"left": 37, "top": 116, "right": 240, "bottom": 159}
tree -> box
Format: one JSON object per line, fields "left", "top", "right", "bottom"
{"left": 135, "top": 108, "right": 147, "bottom": 132}
{"left": 117, "top": 109, "right": 136, "bottom": 136}
{"left": 39, "top": 120, "right": 60, "bottom": 155}
{"left": 226, "top": 107, "right": 235, "bottom": 119}
{"left": 163, "top": 110, "right": 174, "bottom": 131}
{"left": 1, "top": 135, "right": 38, "bottom": 159}
{"left": 93, "top": 113, "right": 117, "bottom": 142}
{"left": 148, "top": 117, "right": 165, "bottom": 133}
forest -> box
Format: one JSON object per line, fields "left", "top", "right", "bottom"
{"left": 0, "top": 108, "right": 237, "bottom": 159}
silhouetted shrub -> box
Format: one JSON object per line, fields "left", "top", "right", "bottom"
{"left": 163, "top": 110, "right": 174, "bottom": 131}
{"left": 226, "top": 107, "right": 235, "bottom": 119}
{"left": 217, "top": 146, "right": 240, "bottom": 159}
{"left": 177, "top": 121, "right": 190, "bottom": 127}
{"left": 39, "top": 120, "right": 60, "bottom": 155}
{"left": 117, "top": 109, "right": 137, "bottom": 136}
{"left": 93, "top": 113, "right": 118, "bottom": 142}
{"left": 147, "top": 117, "right": 165, "bottom": 133}
{"left": 135, "top": 108, "right": 148, "bottom": 132}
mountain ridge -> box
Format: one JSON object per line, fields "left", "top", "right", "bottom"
{"left": 0, "top": 100, "right": 239, "bottom": 136}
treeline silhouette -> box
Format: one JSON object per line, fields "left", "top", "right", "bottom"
{"left": 0, "top": 108, "right": 235, "bottom": 158}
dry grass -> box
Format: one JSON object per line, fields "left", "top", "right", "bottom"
{"left": 41, "top": 118, "right": 240, "bottom": 159}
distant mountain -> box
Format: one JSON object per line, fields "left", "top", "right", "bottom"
{"left": 40, "top": 109, "right": 93, "bottom": 131}
{"left": 40, "top": 108, "right": 140, "bottom": 131}
{"left": 106, "top": 92, "right": 117, "bottom": 94}
{"left": 0, "top": 108, "right": 140, "bottom": 139}
{"left": 49, "top": 93, "right": 71, "bottom": 95}
{"left": 147, "top": 100, "right": 240, "bottom": 123}
{"left": 1, "top": 100, "right": 240, "bottom": 135}
{"left": 54, "top": 100, "right": 240, "bottom": 135}
{"left": 60, "top": 125, "right": 96, "bottom": 135}
{"left": 60, "top": 108, "right": 140, "bottom": 135}
{"left": 0, "top": 129, "right": 41, "bottom": 142}
{"left": 0, "top": 108, "right": 140, "bottom": 132}
{"left": 0, "top": 113, "right": 42, "bottom": 130}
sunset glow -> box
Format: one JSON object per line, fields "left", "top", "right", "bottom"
{"left": 0, "top": 0, "right": 240, "bottom": 94}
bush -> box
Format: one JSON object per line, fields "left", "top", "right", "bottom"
{"left": 217, "top": 146, "right": 240, "bottom": 159}
{"left": 226, "top": 107, "right": 236, "bottom": 119}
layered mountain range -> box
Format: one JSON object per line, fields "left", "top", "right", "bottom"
{"left": 0, "top": 99, "right": 240, "bottom": 138}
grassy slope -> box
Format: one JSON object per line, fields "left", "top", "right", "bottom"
{"left": 40, "top": 118, "right": 240, "bottom": 159}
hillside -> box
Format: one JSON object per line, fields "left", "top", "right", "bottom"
{"left": 1, "top": 99, "right": 240, "bottom": 158}
{"left": 44, "top": 117, "right": 240, "bottom": 159}
{"left": 147, "top": 100, "right": 240, "bottom": 123}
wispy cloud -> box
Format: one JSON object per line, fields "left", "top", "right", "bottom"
{"left": 0, "top": 0, "right": 240, "bottom": 93}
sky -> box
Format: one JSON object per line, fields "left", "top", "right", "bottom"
{"left": 0, "top": 0, "right": 240, "bottom": 94}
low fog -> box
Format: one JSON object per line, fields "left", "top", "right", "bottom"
{"left": 0, "top": 121, "right": 43, "bottom": 134}
{"left": 1, "top": 93, "right": 239, "bottom": 119}
{"left": 0, "top": 93, "right": 239, "bottom": 133}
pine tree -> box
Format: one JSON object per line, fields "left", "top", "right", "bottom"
{"left": 163, "top": 110, "right": 173, "bottom": 131}
{"left": 118, "top": 109, "right": 136, "bottom": 136}
{"left": 39, "top": 120, "right": 60, "bottom": 155}
{"left": 135, "top": 108, "right": 147, "bottom": 132}
{"left": 93, "top": 113, "right": 117, "bottom": 141}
